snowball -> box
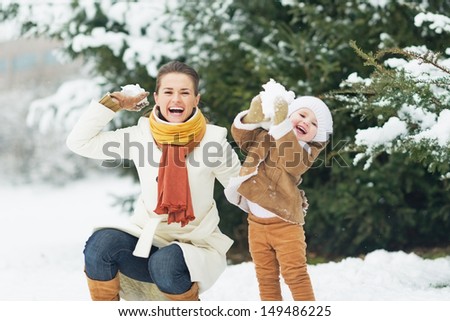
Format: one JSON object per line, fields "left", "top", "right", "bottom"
{"left": 259, "top": 79, "right": 295, "bottom": 119}
{"left": 120, "top": 84, "right": 148, "bottom": 107}
{"left": 121, "top": 84, "right": 146, "bottom": 96}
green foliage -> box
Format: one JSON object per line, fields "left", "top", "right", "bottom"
{"left": 333, "top": 41, "right": 450, "bottom": 175}
{"left": 304, "top": 153, "right": 450, "bottom": 259}
{"left": 174, "top": 1, "right": 283, "bottom": 126}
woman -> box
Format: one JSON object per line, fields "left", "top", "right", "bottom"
{"left": 66, "top": 61, "right": 241, "bottom": 301}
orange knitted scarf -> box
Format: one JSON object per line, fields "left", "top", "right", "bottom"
{"left": 149, "top": 108, "right": 207, "bottom": 226}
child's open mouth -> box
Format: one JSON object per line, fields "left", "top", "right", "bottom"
{"left": 296, "top": 125, "right": 307, "bottom": 135}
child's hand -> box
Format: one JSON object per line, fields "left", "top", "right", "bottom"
{"left": 243, "top": 95, "right": 266, "bottom": 124}
{"left": 273, "top": 96, "right": 288, "bottom": 125}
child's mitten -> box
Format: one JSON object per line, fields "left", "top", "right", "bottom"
{"left": 243, "top": 95, "right": 266, "bottom": 124}
{"left": 273, "top": 96, "right": 288, "bottom": 125}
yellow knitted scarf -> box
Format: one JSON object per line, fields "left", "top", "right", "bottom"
{"left": 149, "top": 108, "right": 207, "bottom": 145}
{"left": 149, "top": 108, "right": 207, "bottom": 226}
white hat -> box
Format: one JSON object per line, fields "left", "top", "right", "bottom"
{"left": 288, "top": 96, "right": 333, "bottom": 142}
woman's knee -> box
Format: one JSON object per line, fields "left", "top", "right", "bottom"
{"left": 85, "top": 229, "right": 117, "bottom": 253}
{"left": 84, "top": 228, "right": 141, "bottom": 280}
{"left": 148, "top": 244, "right": 185, "bottom": 275}
{"left": 148, "top": 244, "right": 191, "bottom": 293}
{"left": 84, "top": 228, "right": 136, "bottom": 262}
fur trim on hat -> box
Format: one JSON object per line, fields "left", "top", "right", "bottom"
{"left": 288, "top": 96, "right": 333, "bottom": 142}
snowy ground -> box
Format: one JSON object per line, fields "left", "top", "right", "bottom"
{"left": 1, "top": 173, "right": 449, "bottom": 301}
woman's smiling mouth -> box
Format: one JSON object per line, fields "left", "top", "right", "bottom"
{"left": 169, "top": 107, "right": 184, "bottom": 114}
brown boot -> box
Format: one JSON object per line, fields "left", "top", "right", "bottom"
{"left": 86, "top": 274, "right": 120, "bottom": 301}
{"left": 162, "top": 283, "right": 199, "bottom": 301}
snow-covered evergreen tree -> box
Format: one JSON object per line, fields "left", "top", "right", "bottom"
{"left": 335, "top": 11, "right": 450, "bottom": 176}
{"left": 0, "top": 0, "right": 183, "bottom": 131}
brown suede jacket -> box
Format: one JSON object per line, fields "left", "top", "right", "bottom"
{"left": 232, "top": 123, "right": 326, "bottom": 225}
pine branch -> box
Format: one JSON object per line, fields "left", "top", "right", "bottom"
{"left": 385, "top": 47, "right": 450, "bottom": 75}
{"left": 349, "top": 40, "right": 395, "bottom": 79}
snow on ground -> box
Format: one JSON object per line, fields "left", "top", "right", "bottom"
{"left": 0, "top": 173, "right": 449, "bottom": 301}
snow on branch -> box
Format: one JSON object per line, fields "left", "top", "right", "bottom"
{"left": 26, "top": 78, "right": 104, "bottom": 134}
{"left": 335, "top": 18, "right": 450, "bottom": 175}
{"left": 0, "top": 0, "right": 184, "bottom": 133}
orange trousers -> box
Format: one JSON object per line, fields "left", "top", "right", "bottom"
{"left": 248, "top": 213, "right": 315, "bottom": 301}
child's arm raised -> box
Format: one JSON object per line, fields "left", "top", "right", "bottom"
{"left": 231, "top": 95, "right": 268, "bottom": 153}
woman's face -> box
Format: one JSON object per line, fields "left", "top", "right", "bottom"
{"left": 153, "top": 72, "right": 200, "bottom": 123}
{"left": 289, "top": 107, "right": 318, "bottom": 142}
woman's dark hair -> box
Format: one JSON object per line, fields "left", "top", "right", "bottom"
{"left": 155, "top": 61, "right": 200, "bottom": 95}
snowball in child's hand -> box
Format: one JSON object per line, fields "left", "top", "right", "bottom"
{"left": 259, "top": 79, "right": 295, "bottom": 119}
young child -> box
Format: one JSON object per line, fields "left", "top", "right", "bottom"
{"left": 225, "top": 91, "right": 333, "bottom": 301}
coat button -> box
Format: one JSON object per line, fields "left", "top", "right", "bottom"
{"left": 155, "top": 176, "right": 158, "bottom": 182}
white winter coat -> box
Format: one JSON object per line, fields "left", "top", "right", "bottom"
{"left": 66, "top": 101, "right": 241, "bottom": 293}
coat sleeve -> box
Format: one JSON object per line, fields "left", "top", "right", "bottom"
{"left": 230, "top": 110, "right": 267, "bottom": 154}
{"left": 66, "top": 100, "right": 141, "bottom": 160}
{"left": 209, "top": 126, "right": 242, "bottom": 188}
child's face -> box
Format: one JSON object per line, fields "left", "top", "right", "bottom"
{"left": 289, "top": 108, "right": 318, "bottom": 142}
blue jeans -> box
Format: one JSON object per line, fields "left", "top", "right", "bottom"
{"left": 84, "top": 228, "right": 192, "bottom": 294}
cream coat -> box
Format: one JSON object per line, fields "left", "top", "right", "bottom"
{"left": 66, "top": 101, "right": 241, "bottom": 293}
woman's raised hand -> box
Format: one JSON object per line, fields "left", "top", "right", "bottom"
{"left": 110, "top": 91, "right": 150, "bottom": 111}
